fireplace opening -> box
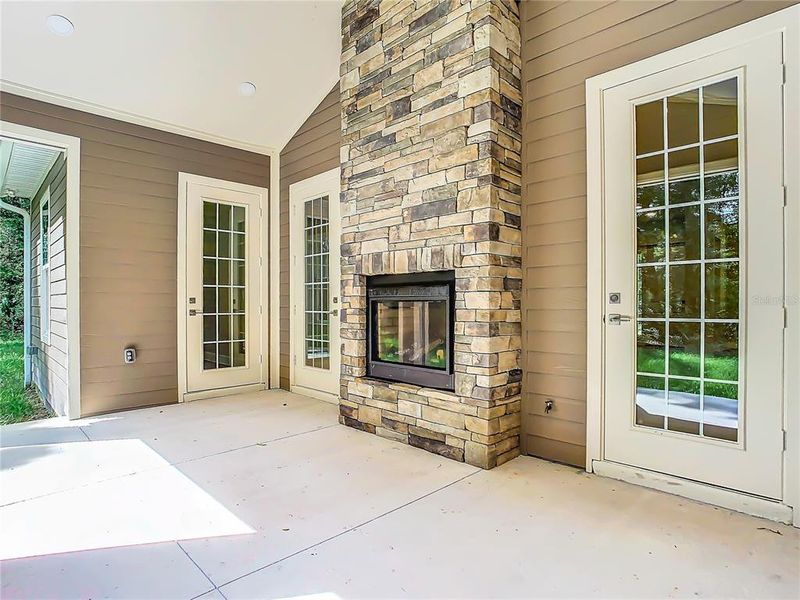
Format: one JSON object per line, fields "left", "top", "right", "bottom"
{"left": 367, "top": 271, "right": 455, "bottom": 390}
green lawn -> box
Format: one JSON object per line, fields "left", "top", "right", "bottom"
{"left": 0, "top": 338, "right": 51, "bottom": 425}
{"left": 637, "top": 346, "right": 738, "bottom": 381}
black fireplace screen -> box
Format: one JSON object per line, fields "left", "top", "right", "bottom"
{"left": 367, "top": 272, "right": 454, "bottom": 390}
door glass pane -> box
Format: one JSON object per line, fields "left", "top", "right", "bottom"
{"left": 633, "top": 78, "right": 741, "bottom": 441}
{"left": 202, "top": 200, "right": 247, "bottom": 370}
{"left": 635, "top": 100, "right": 663, "bottom": 155}
{"left": 668, "top": 147, "right": 700, "bottom": 204}
{"left": 304, "top": 195, "right": 331, "bottom": 370}
{"left": 637, "top": 211, "right": 665, "bottom": 263}
{"left": 667, "top": 89, "right": 699, "bottom": 148}
{"left": 668, "top": 205, "right": 701, "bottom": 261}
{"left": 636, "top": 155, "right": 665, "bottom": 209}
{"left": 637, "top": 322, "right": 665, "bottom": 374}
{"left": 703, "top": 79, "right": 738, "bottom": 140}
{"left": 636, "top": 375, "right": 665, "bottom": 429}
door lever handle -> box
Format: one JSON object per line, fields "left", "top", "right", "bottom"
{"left": 189, "top": 309, "right": 204, "bottom": 316}
{"left": 607, "top": 313, "right": 632, "bottom": 325}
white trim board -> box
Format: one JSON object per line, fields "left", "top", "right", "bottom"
{"left": 584, "top": 5, "right": 800, "bottom": 526}
{"left": 176, "top": 172, "right": 272, "bottom": 402}
{"left": 593, "top": 460, "right": 793, "bottom": 524}
{"left": 1, "top": 80, "right": 277, "bottom": 157}
{"left": 268, "top": 150, "right": 281, "bottom": 388}
{"left": 0, "top": 121, "right": 81, "bottom": 419}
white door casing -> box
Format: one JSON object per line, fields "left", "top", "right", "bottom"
{"left": 289, "top": 168, "right": 341, "bottom": 402}
{"left": 178, "top": 174, "right": 268, "bottom": 397}
{"left": 601, "top": 33, "right": 784, "bottom": 500}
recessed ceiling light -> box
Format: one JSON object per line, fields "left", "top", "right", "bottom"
{"left": 46, "top": 14, "right": 74, "bottom": 36}
{"left": 238, "top": 82, "right": 257, "bottom": 97}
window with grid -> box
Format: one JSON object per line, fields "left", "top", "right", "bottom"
{"left": 202, "top": 201, "right": 247, "bottom": 370}
{"left": 634, "top": 77, "right": 741, "bottom": 442}
{"left": 303, "top": 195, "right": 330, "bottom": 369}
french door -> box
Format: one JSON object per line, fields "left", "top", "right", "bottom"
{"left": 290, "top": 169, "right": 341, "bottom": 401}
{"left": 602, "top": 33, "right": 785, "bottom": 498}
{"left": 183, "top": 177, "right": 264, "bottom": 394}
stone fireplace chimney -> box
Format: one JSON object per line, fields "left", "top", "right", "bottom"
{"left": 339, "top": 0, "right": 523, "bottom": 469}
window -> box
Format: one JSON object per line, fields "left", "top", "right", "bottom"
{"left": 634, "top": 78, "right": 740, "bottom": 442}
{"left": 201, "top": 200, "right": 247, "bottom": 370}
{"left": 40, "top": 187, "right": 50, "bottom": 344}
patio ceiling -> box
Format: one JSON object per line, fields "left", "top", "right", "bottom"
{"left": 0, "top": 1, "right": 342, "bottom": 153}
{"left": 0, "top": 138, "right": 61, "bottom": 200}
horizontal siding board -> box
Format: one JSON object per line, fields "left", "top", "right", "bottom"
{"left": 0, "top": 93, "right": 267, "bottom": 167}
{"left": 519, "top": 0, "right": 793, "bottom": 465}
{"left": 524, "top": 0, "right": 641, "bottom": 47}
{"left": 524, "top": 435, "right": 586, "bottom": 467}
{"left": 525, "top": 1, "right": 737, "bottom": 76}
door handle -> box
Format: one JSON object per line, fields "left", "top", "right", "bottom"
{"left": 329, "top": 309, "right": 338, "bottom": 317}
{"left": 607, "top": 313, "right": 632, "bottom": 325}
{"left": 189, "top": 309, "right": 204, "bottom": 316}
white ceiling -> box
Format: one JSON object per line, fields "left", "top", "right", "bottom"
{"left": 0, "top": 139, "right": 62, "bottom": 200}
{"left": 0, "top": 1, "right": 342, "bottom": 153}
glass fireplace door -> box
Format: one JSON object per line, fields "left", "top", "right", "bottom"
{"left": 367, "top": 275, "right": 454, "bottom": 390}
{"left": 375, "top": 300, "right": 448, "bottom": 369}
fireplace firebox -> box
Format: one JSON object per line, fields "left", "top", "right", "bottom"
{"left": 367, "top": 272, "right": 455, "bottom": 390}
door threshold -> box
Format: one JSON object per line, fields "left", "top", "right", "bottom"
{"left": 592, "top": 460, "right": 793, "bottom": 525}
{"left": 182, "top": 382, "right": 266, "bottom": 403}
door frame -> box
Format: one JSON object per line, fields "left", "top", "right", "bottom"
{"left": 585, "top": 6, "right": 800, "bottom": 525}
{"left": 0, "top": 121, "right": 81, "bottom": 420}
{"left": 177, "top": 172, "right": 270, "bottom": 402}
{"left": 288, "top": 167, "right": 341, "bottom": 404}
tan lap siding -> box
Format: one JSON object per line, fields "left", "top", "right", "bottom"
{"left": 0, "top": 92, "right": 270, "bottom": 416}
{"left": 520, "top": 0, "right": 796, "bottom": 467}
{"left": 279, "top": 85, "right": 341, "bottom": 390}
{"left": 30, "top": 153, "right": 69, "bottom": 415}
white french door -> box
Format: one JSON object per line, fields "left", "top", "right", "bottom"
{"left": 289, "top": 169, "right": 341, "bottom": 401}
{"left": 183, "top": 177, "right": 264, "bottom": 394}
{"left": 602, "top": 33, "right": 785, "bottom": 498}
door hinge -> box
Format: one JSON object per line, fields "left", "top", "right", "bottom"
{"left": 782, "top": 63, "right": 787, "bottom": 85}
{"left": 783, "top": 185, "right": 788, "bottom": 207}
{"left": 783, "top": 429, "right": 788, "bottom": 451}
{"left": 784, "top": 306, "right": 788, "bottom": 328}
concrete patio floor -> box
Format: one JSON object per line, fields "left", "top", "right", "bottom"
{"left": 0, "top": 390, "right": 798, "bottom": 599}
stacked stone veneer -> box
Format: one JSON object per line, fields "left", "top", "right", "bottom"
{"left": 338, "top": 0, "right": 523, "bottom": 469}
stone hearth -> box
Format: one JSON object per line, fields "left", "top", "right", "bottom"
{"left": 338, "top": 0, "right": 523, "bottom": 468}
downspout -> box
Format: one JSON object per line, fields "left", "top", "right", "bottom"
{"left": 0, "top": 198, "right": 31, "bottom": 386}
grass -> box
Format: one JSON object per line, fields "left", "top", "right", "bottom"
{"left": 0, "top": 338, "right": 51, "bottom": 425}
{"left": 637, "top": 346, "right": 738, "bottom": 381}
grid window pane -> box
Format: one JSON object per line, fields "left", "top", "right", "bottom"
{"left": 633, "top": 77, "right": 740, "bottom": 442}
{"left": 202, "top": 200, "right": 247, "bottom": 370}
{"left": 304, "top": 195, "right": 332, "bottom": 370}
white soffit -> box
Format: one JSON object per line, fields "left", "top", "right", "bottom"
{"left": 0, "top": 1, "right": 343, "bottom": 154}
{"left": 0, "top": 139, "right": 61, "bottom": 200}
